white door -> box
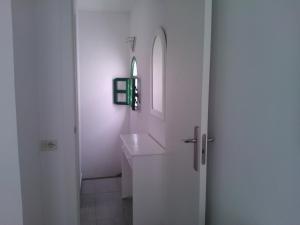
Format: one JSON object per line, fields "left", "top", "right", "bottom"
{"left": 165, "top": 0, "right": 212, "bottom": 225}
{"left": 206, "top": 1, "right": 300, "bottom": 225}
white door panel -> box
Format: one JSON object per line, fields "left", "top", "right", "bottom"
{"left": 165, "top": 0, "right": 212, "bottom": 224}
{"left": 207, "top": 1, "right": 300, "bottom": 225}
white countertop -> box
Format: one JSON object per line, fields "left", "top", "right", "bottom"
{"left": 120, "top": 134, "right": 165, "bottom": 157}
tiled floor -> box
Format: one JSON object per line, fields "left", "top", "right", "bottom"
{"left": 80, "top": 178, "right": 132, "bottom": 225}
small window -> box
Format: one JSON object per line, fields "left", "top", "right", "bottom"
{"left": 130, "top": 57, "right": 140, "bottom": 110}
{"left": 131, "top": 57, "right": 138, "bottom": 77}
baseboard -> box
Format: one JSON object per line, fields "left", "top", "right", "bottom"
{"left": 82, "top": 173, "right": 122, "bottom": 181}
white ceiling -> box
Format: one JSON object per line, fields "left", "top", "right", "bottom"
{"left": 77, "top": 0, "right": 135, "bottom": 12}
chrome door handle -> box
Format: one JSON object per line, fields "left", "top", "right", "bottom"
{"left": 184, "top": 137, "right": 214, "bottom": 143}
{"left": 183, "top": 138, "right": 198, "bottom": 144}
{"left": 183, "top": 126, "right": 199, "bottom": 171}
{"left": 208, "top": 137, "right": 215, "bottom": 143}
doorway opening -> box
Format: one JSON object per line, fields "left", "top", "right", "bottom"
{"left": 75, "top": 4, "right": 134, "bottom": 224}
{"left": 74, "top": 1, "right": 212, "bottom": 225}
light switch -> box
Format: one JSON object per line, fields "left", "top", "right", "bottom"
{"left": 40, "top": 140, "right": 58, "bottom": 151}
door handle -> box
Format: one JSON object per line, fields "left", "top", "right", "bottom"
{"left": 183, "top": 138, "right": 197, "bottom": 144}
{"left": 183, "top": 126, "right": 199, "bottom": 171}
{"left": 184, "top": 137, "right": 214, "bottom": 143}
{"left": 208, "top": 137, "right": 215, "bottom": 143}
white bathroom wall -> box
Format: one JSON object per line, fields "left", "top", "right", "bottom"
{"left": 0, "top": 0, "right": 24, "bottom": 224}
{"left": 77, "top": 11, "right": 130, "bottom": 178}
{"left": 207, "top": 1, "right": 300, "bottom": 225}
{"left": 129, "top": 0, "right": 167, "bottom": 147}
{"left": 11, "top": 1, "right": 43, "bottom": 225}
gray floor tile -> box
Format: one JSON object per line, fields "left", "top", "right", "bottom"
{"left": 81, "top": 221, "right": 97, "bottom": 225}
{"left": 97, "top": 219, "right": 118, "bottom": 225}
{"left": 80, "top": 178, "right": 132, "bottom": 225}
{"left": 95, "top": 193, "right": 122, "bottom": 220}
{"left": 81, "top": 194, "right": 96, "bottom": 208}
{"left": 97, "top": 218, "right": 127, "bottom": 225}
{"left": 81, "top": 180, "right": 97, "bottom": 194}
{"left": 94, "top": 178, "right": 121, "bottom": 193}
{"left": 80, "top": 206, "right": 96, "bottom": 223}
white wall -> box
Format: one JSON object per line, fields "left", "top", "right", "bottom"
{"left": 11, "top": 1, "right": 43, "bottom": 225}
{"left": 10, "top": 1, "right": 80, "bottom": 225}
{"left": 129, "top": 0, "right": 166, "bottom": 147}
{"left": 77, "top": 11, "right": 130, "bottom": 178}
{"left": 0, "top": 0, "right": 24, "bottom": 224}
{"left": 207, "top": 1, "right": 300, "bottom": 225}
{"left": 36, "top": 0, "right": 80, "bottom": 225}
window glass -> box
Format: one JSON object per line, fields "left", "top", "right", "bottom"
{"left": 132, "top": 59, "right": 138, "bottom": 77}
{"left": 131, "top": 57, "right": 139, "bottom": 110}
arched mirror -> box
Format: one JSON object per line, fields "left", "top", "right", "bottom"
{"left": 151, "top": 27, "right": 167, "bottom": 119}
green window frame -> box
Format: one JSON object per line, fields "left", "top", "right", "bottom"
{"left": 113, "top": 78, "right": 131, "bottom": 105}
{"left": 112, "top": 57, "right": 140, "bottom": 110}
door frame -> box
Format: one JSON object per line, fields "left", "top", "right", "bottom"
{"left": 199, "top": 0, "right": 213, "bottom": 224}
{"left": 70, "top": 0, "right": 213, "bottom": 224}
{"left": 71, "top": 0, "right": 81, "bottom": 224}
